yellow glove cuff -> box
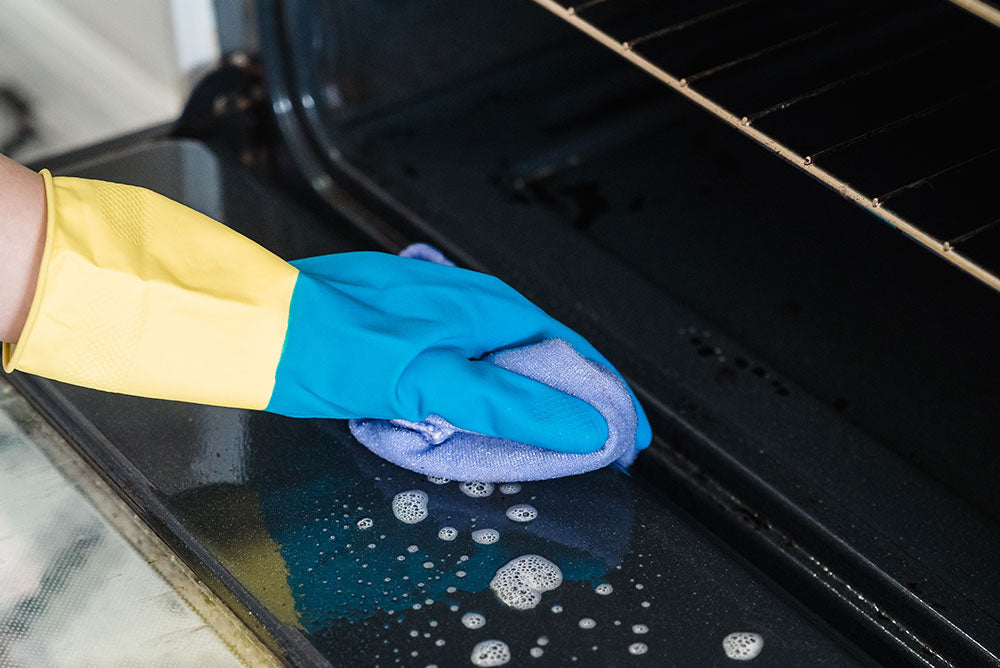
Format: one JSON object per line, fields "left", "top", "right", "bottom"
{"left": 3, "top": 171, "right": 299, "bottom": 410}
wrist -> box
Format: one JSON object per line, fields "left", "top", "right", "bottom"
{"left": 0, "top": 157, "right": 46, "bottom": 343}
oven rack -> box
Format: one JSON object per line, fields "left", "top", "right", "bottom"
{"left": 533, "top": 0, "right": 1000, "bottom": 292}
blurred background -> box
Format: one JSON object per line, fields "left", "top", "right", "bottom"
{"left": 0, "top": 0, "right": 221, "bottom": 161}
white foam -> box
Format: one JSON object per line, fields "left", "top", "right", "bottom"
{"left": 427, "top": 475, "right": 451, "bottom": 485}
{"left": 537, "top": 637, "right": 549, "bottom": 646}
{"left": 628, "top": 642, "right": 648, "bottom": 656}
{"left": 579, "top": 618, "right": 596, "bottom": 629}
{"left": 632, "top": 624, "right": 649, "bottom": 635}
{"left": 722, "top": 632, "right": 763, "bottom": 661}
{"left": 490, "top": 554, "right": 563, "bottom": 610}
{"left": 461, "top": 612, "right": 486, "bottom": 629}
{"left": 499, "top": 483, "right": 521, "bottom": 495}
{"left": 530, "top": 647, "right": 543, "bottom": 658}
{"left": 392, "top": 490, "right": 428, "bottom": 524}
{"left": 470, "top": 640, "right": 510, "bottom": 667}
{"left": 407, "top": 544, "right": 419, "bottom": 553}
{"left": 357, "top": 517, "right": 373, "bottom": 530}
{"left": 551, "top": 605, "right": 563, "bottom": 613}
{"left": 595, "top": 583, "right": 613, "bottom": 595}
{"left": 460, "top": 481, "right": 495, "bottom": 498}
{"left": 438, "top": 526, "right": 458, "bottom": 541}
{"left": 472, "top": 529, "right": 500, "bottom": 545}
{"left": 505, "top": 504, "right": 538, "bottom": 523}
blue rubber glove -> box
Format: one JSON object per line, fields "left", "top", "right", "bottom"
{"left": 265, "top": 252, "right": 652, "bottom": 454}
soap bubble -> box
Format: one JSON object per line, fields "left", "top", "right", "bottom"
{"left": 438, "top": 526, "right": 458, "bottom": 541}
{"left": 460, "top": 481, "right": 495, "bottom": 498}
{"left": 461, "top": 612, "right": 486, "bottom": 629}
{"left": 632, "top": 624, "right": 649, "bottom": 634}
{"left": 722, "top": 632, "right": 763, "bottom": 661}
{"left": 392, "top": 491, "right": 428, "bottom": 524}
{"left": 470, "top": 640, "right": 510, "bottom": 667}
{"left": 628, "top": 642, "right": 648, "bottom": 655}
{"left": 472, "top": 529, "right": 500, "bottom": 545}
{"left": 499, "top": 483, "right": 521, "bottom": 494}
{"left": 505, "top": 504, "right": 538, "bottom": 523}
{"left": 357, "top": 517, "right": 373, "bottom": 530}
{"left": 595, "top": 583, "right": 613, "bottom": 595}
{"left": 579, "top": 618, "right": 596, "bottom": 629}
{"left": 490, "top": 554, "right": 563, "bottom": 610}
{"left": 427, "top": 475, "right": 450, "bottom": 485}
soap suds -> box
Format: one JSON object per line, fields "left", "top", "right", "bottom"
{"left": 461, "top": 612, "right": 486, "bottom": 629}
{"left": 578, "top": 618, "right": 596, "bottom": 629}
{"left": 499, "top": 483, "right": 521, "bottom": 495}
{"left": 505, "top": 504, "right": 538, "bottom": 523}
{"left": 472, "top": 529, "right": 500, "bottom": 545}
{"left": 490, "top": 554, "right": 563, "bottom": 610}
{"left": 460, "top": 481, "right": 495, "bottom": 498}
{"left": 356, "top": 517, "right": 373, "bottom": 530}
{"left": 392, "top": 491, "right": 428, "bottom": 524}
{"left": 595, "top": 583, "right": 613, "bottom": 595}
{"left": 723, "top": 632, "right": 763, "bottom": 661}
{"left": 530, "top": 647, "right": 543, "bottom": 658}
{"left": 470, "top": 640, "right": 510, "bottom": 667}
{"left": 438, "top": 526, "right": 458, "bottom": 541}
{"left": 632, "top": 624, "right": 648, "bottom": 634}
{"left": 427, "top": 475, "right": 450, "bottom": 485}
{"left": 628, "top": 642, "right": 648, "bottom": 656}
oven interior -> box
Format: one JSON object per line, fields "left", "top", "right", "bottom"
{"left": 271, "top": 0, "right": 1000, "bottom": 522}
{"left": 261, "top": 0, "right": 1000, "bottom": 659}
{"left": 7, "top": 1, "right": 1000, "bottom": 665}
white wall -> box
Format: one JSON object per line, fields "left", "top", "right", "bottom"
{"left": 0, "top": 0, "right": 219, "bottom": 161}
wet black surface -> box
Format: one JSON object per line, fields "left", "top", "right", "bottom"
{"left": 9, "top": 140, "right": 871, "bottom": 666}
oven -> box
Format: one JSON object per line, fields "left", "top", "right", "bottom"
{"left": 5, "top": 1, "right": 1000, "bottom": 665}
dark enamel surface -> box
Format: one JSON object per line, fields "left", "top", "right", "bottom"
{"left": 10, "top": 140, "right": 872, "bottom": 666}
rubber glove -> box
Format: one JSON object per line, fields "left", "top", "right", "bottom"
{"left": 4, "top": 172, "right": 652, "bottom": 454}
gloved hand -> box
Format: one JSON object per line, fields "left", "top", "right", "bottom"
{"left": 4, "top": 173, "right": 651, "bottom": 454}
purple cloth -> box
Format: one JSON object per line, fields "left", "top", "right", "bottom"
{"left": 348, "top": 244, "right": 638, "bottom": 482}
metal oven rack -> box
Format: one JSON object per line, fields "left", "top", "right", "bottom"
{"left": 533, "top": 0, "right": 1000, "bottom": 291}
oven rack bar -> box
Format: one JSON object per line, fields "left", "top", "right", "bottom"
{"left": 534, "top": 0, "right": 1000, "bottom": 293}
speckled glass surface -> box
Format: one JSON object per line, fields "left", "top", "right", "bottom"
{"left": 0, "top": 381, "right": 253, "bottom": 667}
{"left": 8, "top": 140, "right": 873, "bottom": 666}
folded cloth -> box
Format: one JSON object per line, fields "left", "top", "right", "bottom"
{"left": 347, "top": 244, "right": 638, "bottom": 482}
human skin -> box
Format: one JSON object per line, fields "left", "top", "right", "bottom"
{"left": 0, "top": 154, "right": 46, "bottom": 343}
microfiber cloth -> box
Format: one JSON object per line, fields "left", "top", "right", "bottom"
{"left": 348, "top": 243, "right": 638, "bottom": 482}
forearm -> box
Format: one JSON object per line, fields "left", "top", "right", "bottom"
{"left": 0, "top": 154, "right": 46, "bottom": 343}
